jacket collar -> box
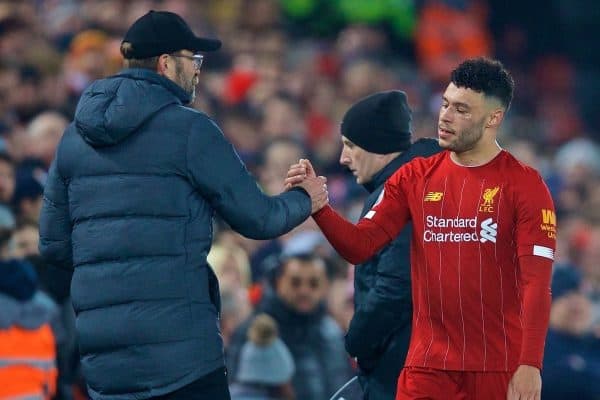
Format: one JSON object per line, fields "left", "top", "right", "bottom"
{"left": 362, "top": 153, "right": 406, "bottom": 193}
{"left": 115, "top": 68, "right": 191, "bottom": 104}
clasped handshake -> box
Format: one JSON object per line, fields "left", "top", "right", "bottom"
{"left": 284, "top": 159, "right": 329, "bottom": 214}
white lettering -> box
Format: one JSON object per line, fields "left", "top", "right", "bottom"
{"left": 426, "top": 216, "right": 477, "bottom": 228}
{"left": 424, "top": 230, "right": 480, "bottom": 242}
{"left": 422, "top": 215, "right": 498, "bottom": 244}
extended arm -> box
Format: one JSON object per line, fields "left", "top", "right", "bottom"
{"left": 312, "top": 203, "right": 404, "bottom": 265}
{"left": 293, "top": 159, "right": 411, "bottom": 264}
{"left": 187, "top": 117, "right": 322, "bottom": 239}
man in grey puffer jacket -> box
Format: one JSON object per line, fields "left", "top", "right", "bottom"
{"left": 38, "top": 10, "right": 327, "bottom": 400}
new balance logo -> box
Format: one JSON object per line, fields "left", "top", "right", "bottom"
{"left": 424, "top": 192, "right": 443, "bottom": 202}
{"left": 480, "top": 218, "right": 497, "bottom": 243}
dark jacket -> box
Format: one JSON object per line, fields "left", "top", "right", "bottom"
{"left": 229, "top": 383, "right": 281, "bottom": 400}
{"left": 38, "top": 69, "right": 311, "bottom": 400}
{"left": 228, "top": 295, "right": 354, "bottom": 400}
{"left": 542, "top": 329, "right": 600, "bottom": 400}
{"left": 345, "top": 138, "right": 441, "bottom": 400}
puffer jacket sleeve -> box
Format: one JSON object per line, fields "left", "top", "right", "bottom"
{"left": 186, "top": 116, "right": 311, "bottom": 240}
{"left": 39, "top": 159, "right": 73, "bottom": 270}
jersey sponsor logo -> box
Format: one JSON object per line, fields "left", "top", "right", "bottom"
{"left": 424, "top": 192, "right": 444, "bottom": 202}
{"left": 542, "top": 209, "right": 556, "bottom": 225}
{"left": 540, "top": 209, "right": 556, "bottom": 239}
{"left": 423, "top": 216, "right": 498, "bottom": 243}
{"left": 479, "top": 218, "right": 498, "bottom": 243}
{"left": 479, "top": 186, "right": 500, "bottom": 213}
{"left": 426, "top": 216, "right": 477, "bottom": 228}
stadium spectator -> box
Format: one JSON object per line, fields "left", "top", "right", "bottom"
{"left": 228, "top": 240, "right": 353, "bottom": 400}
{"left": 229, "top": 313, "right": 296, "bottom": 400}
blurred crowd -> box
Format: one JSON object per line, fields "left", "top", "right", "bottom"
{"left": 0, "top": 0, "right": 598, "bottom": 399}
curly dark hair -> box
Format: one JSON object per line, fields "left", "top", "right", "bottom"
{"left": 450, "top": 57, "right": 514, "bottom": 109}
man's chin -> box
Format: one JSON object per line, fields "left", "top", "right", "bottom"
{"left": 438, "top": 138, "right": 452, "bottom": 149}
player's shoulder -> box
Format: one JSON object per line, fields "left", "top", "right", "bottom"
{"left": 391, "top": 150, "right": 447, "bottom": 183}
{"left": 403, "top": 149, "right": 447, "bottom": 174}
{"left": 501, "top": 151, "right": 545, "bottom": 182}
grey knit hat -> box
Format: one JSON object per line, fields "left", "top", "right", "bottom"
{"left": 236, "top": 314, "right": 295, "bottom": 385}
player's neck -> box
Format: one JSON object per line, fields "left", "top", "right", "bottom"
{"left": 451, "top": 140, "right": 503, "bottom": 167}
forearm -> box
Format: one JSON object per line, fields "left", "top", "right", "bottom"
{"left": 187, "top": 119, "right": 311, "bottom": 239}
{"left": 215, "top": 177, "right": 311, "bottom": 240}
{"left": 518, "top": 255, "right": 553, "bottom": 369}
{"left": 312, "top": 205, "right": 393, "bottom": 264}
{"left": 245, "top": 188, "right": 311, "bottom": 239}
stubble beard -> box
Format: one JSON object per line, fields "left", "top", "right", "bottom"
{"left": 174, "top": 61, "right": 197, "bottom": 104}
{"left": 445, "top": 119, "right": 486, "bottom": 153}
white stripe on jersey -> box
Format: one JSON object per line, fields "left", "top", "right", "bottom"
{"left": 496, "top": 185, "right": 509, "bottom": 371}
{"left": 364, "top": 210, "right": 375, "bottom": 219}
{"left": 457, "top": 177, "right": 468, "bottom": 369}
{"left": 364, "top": 189, "right": 385, "bottom": 220}
{"left": 533, "top": 245, "right": 554, "bottom": 260}
{"left": 476, "top": 180, "right": 487, "bottom": 370}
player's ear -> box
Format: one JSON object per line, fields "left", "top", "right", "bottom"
{"left": 486, "top": 108, "right": 504, "bottom": 129}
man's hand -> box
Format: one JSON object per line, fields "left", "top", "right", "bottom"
{"left": 296, "top": 175, "right": 328, "bottom": 214}
{"left": 285, "top": 158, "right": 317, "bottom": 190}
{"left": 284, "top": 159, "right": 328, "bottom": 213}
{"left": 507, "top": 365, "right": 541, "bottom": 400}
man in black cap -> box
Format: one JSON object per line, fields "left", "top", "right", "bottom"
{"left": 38, "top": 10, "right": 327, "bottom": 400}
{"left": 292, "top": 91, "right": 441, "bottom": 399}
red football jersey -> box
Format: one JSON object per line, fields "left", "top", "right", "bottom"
{"left": 358, "top": 150, "right": 556, "bottom": 371}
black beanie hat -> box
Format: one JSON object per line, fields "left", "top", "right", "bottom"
{"left": 341, "top": 90, "right": 412, "bottom": 154}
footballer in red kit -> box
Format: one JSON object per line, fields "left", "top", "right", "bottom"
{"left": 286, "top": 58, "right": 555, "bottom": 400}
{"left": 366, "top": 149, "right": 556, "bottom": 373}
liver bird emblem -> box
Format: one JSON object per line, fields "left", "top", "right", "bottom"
{"left": 482, "top": 186, "right": 500, "bottom": 206}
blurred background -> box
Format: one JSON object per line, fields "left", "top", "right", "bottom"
{"left": 0, "top": 0, "right": 598, "bottom": 399}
